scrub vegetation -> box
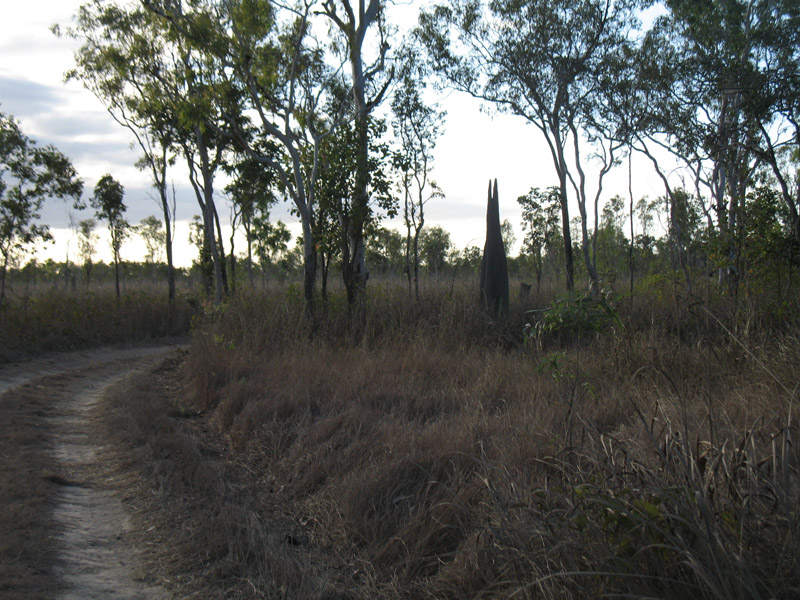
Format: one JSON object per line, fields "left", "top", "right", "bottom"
{"left": 2, "top": 0, "right": 799, "bottom": 596}
{"left": 95, "top": 277, "right": 799, "bottom": 599}
{"left": 0, "top": 283, "right": 196, "bottom": 362}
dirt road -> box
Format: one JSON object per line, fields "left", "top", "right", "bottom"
{"left": 0, "top": 345, "right": 182, "bottom": 599}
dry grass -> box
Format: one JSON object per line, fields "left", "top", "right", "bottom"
{"left": 98, "top": 277, "right": 800, "bottom": 598}
{"left": 93, "top": 353, "right": 339, "bottom": 599}
{"left": 0, "top": 286, "right": 197, "bottom": 363}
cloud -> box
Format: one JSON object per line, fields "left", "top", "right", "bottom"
{"left": 36, "top": 108, "right": 120, "bottom": 140}
{"left": 0, "top": 74, "right": 124, "bottom": 143}
{"left": 37, "top": 182, "right": 206, "bottom": 230}
{"left": 0, "top": 73, "right": 206, "bottom": 228}
{"left": 0, "top": 74, "right": 64, "bottom": 117}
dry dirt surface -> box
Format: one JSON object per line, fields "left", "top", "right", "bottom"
{"left": 0, "top": 345, "right": 182, "bottom": 599}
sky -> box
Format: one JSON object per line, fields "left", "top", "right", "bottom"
{"left": 0, "top": 1, "right": 669, "bottom": 268}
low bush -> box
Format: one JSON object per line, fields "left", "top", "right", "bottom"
{"left": 170, "top": 280, "right": 799, "bottom": 597}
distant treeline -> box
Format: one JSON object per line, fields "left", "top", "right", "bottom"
{"left": 8, "top": 186, "right": 798, "bottom": 304}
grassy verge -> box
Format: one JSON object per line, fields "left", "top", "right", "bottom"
{"left": 101, "top": 279, "right": 800, "bottom": 598}
{"left": 0, "top": 288, "right": 198, "bottom": 362}
{"left": 94, "top": 352, "right": 336, "bottom": 598}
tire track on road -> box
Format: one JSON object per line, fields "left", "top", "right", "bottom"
{"left": 1, "top": 345, "right": 180, "bottom": 599}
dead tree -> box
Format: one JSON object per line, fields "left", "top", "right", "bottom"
{"left": 479, "top": 179, "right": 509, "bottom": 316}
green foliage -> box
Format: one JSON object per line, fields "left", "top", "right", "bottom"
{"left": 419, "top": 0, "right": 640, "bottom": 290}
{"left": 137, "top": 215, "right": 165, "bottom": 263}
{"left": 225, "top": 149, "right": 279, "bottom": 244}
{"left": 91, "top": 175, "right": 127, "bottom": 242}
{"left": 535, "top": 350, "right": 568, "bottom": 381}
{"left": 419, "top": 225, "right": 452, "bottom": 275}
{"left": 500, "top": 219, "right": 516, "bottom": 257}
{"left": 0, "top": 112, "right": 83, "bottom": 305}
{"left": 59, "top": 0, "right": 799, "bottom": 312}
{"left": 527, "top": 292, "right": 623, "bottom": 344}
{"left": 455, "top": 245, "right": 482, "bottom": 273}
{"left": 91, "top": 174, "right": 128, "bottom": 297}
{"left": 252, "top": 219, "right": 291, "bottom": 270}
{"left": 391, "top": 43, "right": 447, "bottom": 300}
{"left": 518, "top": 186, "right": 562, "bottom": 286}
{"left": 365, "top": 227, "right": 405, "bottom": 275}
{"left": 314, "top": 117, "right": 396, "bottom": 261}
{"left": 188, "top": 215, "right": 212, "bottom": 292}
{"left": 741, "top": 186, "right": 796, "bottom": 288}
{"left": 77, "top": 218, "right": 98, "bottom": 285}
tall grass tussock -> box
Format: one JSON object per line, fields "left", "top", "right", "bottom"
{"left": 0, "top": 286, "right": 198, "bottom": 361}
{"left": 109, "top": 277, "right": 799, "bottom": 598}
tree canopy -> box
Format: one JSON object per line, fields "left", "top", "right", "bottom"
{"left": 1, "top": 112, "right": 83, "bottom": 306}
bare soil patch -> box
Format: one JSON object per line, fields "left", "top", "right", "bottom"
{"left": 0, "top": 345, "right": 180, "bottom": 600}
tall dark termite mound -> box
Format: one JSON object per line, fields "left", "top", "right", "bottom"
{"left": 479, "top": 179, "right": 509, "bottom": 316}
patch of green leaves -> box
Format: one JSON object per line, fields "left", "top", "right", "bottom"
{"left": 526, "top": 292, "right": 623, "bottom": 345}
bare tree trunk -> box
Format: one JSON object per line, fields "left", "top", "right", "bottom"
{"left": 212, "top": 201, "right": 229, "bottom": 295}
{"left": 155, "top": 157, "right": 176, "bottom": 303}
{"left": 203, "top": 193, "right": 223, "bottom": 304}
{"left": 302, "top": 219, "right": 317, "bottom": 317}
{"left": 0, "top": 255, "right": 9, "bottom": 310}
{"left": 628, "top": 154, "right": 635, "bottom": 297}
{"left": 244, "top": 219, "right": 254, "bottom": 288}
{"left": 163, "top": 209, "right": 176, "bottom": 301}
{"left": 559, "top": 179, "right": 575, "bottom": 293}
{"left": 413, "top": 227, "right": 421, "bottom": 303}
{"left": 113, "top": 251, "right": 121, "bottom": 299}
{"left": 229, "top": 223, "right": 237, "bottom": 295}
{"left": 401, "top": 171, "right": 413, "bottom": 299}
{"left": 323, "top": 0, "right": 388, "bottom": 307}
{"left": 343, "top": 117, "right": 370, "bottom": 305}
{"left": 189, "top": 131, "right": 224, "bottom": 305}
{"left": 321, "top": 250, "right": 330, "bottom": 302}
{"left": 414, "top": 179, "right": 425, "bottom": 304}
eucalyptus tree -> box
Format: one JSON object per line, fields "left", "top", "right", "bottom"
{"left": 144, "top": 0, "right": 353, "bottom": 314}
{"left": 77, "top": 218, "right": 98, "bottom": 288}
{"left": 143, "top": 0, "right": 395, "bottom": 311}
{"left": 391, "top": 43, "right": 445, "bottom": 302}
{"left": 172, "top": 31, "right": 238, "bottom": 303}
{"left": 64, "top": 2, "right": 182, "bottom": 301}
{"left": 319, "top": 0, "right": 394, "bottom": 305}
{"left": 224, "top": 147, "right": 280, "bottom": 288}
{"left": 0, "top": 112, "right": 83, "bottom": 307}
{"left": 614, "top": 0, "right": 800, "bottom": 291}
{"left": 631, "top": 3, "right": 756, "bottom": 289}
{"left": 138, "top": 215, "right": 166, "bottom": 262}
{"left": 518, "top": 186, "right": 562, "bottom": 293}
{"left": 313, "top": 117, "right": 394, "bottom": 301}
{"left": 746, "top": 0, "right": 800, "bottom": 242}
{"left": 365, "top": 226, "right": 404, "bottom": 276}
{"left": 599, "top": 25, "right": 700, "bottom": 289}
{"left": 251, "top": 217, "right": 291, "bottom": 284}
{"left": 418, "top": 0, "right": 641, "bottom": 292}
{"left": 188, "top": 214, "right": 212, "bottom": 292}
{"left": 91, "top": 174, "right": 128, "bottom": 298}
{"left": 419, "top": 225, "right": 451, "bottom": 280}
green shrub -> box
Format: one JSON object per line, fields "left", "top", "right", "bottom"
{"left": 526, "top": 292, "right": 623, "bottom": 346}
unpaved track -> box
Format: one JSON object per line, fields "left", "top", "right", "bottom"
{"left": 0, "top": 345, "right": 180, "bottom": 599}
